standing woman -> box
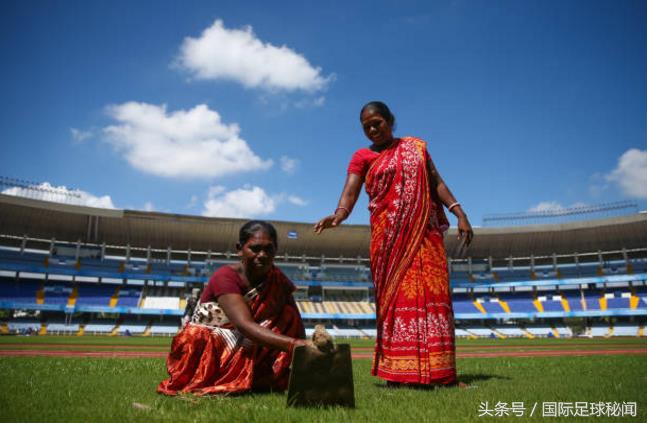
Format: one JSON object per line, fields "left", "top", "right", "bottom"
{"left": 315, "top": 101, "right": 473, "bottom": 387}
{"left": 158, "top": 220, "right": 308, "bottom": 396}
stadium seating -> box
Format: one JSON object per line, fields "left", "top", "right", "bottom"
{"left": 492, "top": 326, "right": 526, "bottom": 338}
{"left": 75, "top": 283, "right": 116, "bottom": 306}
{"left": 149, "top": 323, "right": 180, "bottom": 336}
{"left": 0, "top": 277, "right": 41, "bottom": 304}
{"left": 589, "top": 324, "right": 611, "bottom": 337}
{"left": 117, "top": 288, "right": 142, "bottom": 307}
{"left": 524, "top": 326, "right": 555, "bottom": 337}
{"left": 463, "top": 327, "right": 497, "bottom": 337}
{"left": 117, "top": 320, "right": 148, "bottom": 335}
{"left": 43, "top": 283, "right": 73, "bottom": 305}
{"left": 498, "top": 292, "right": 537, "bottom": 313}
{"left": 6, "top": 319, "right": 41, "bottom": 334}
{"left": 1, "top": 227, "right": 646, "bottom": 338}
{"left": 84, "top": 321, "right": 116, "bottom": 335}
{"left": 46, "top": 321, "right": 80, "bottom": 334}
{"left": 539, "top": 295, "right": 566, "bottom": 312}
{"left": 612, "top": 324, "right": 639, "bottom": 336}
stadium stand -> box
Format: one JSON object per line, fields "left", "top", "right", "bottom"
{"left": 84, "top": 321, "right": 116, "bottom": 335}
{"left": 0, "top": 193, "right": 646, "bottom": 338}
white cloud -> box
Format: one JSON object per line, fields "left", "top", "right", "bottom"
{"left": 287, "top": 195, "right": 307, "bottom": 206}
{"left": 187, "top": 195, "right": 198, "bottom": 209}
{"left": 143, "top": 201, "right": 155, "bottom": 212}
{"left": 202, "top": 185, "right": 276, "bottom": 218}
{"left": 588, "top": 172, "right": 609, "bottom": 198}
{"left": 70, "top": 128, "right": 93, "bottom": 142}
{"left": 528, "top": 201, "right": 565, "bottom": 213}
{"left": 177, "top": 19, "right": 331, "bottom": 92}
{"left": 279, "top": 156, "right": 299, "bottom": 174}
{"left": 606, "top": 148, "right": 647, "bottom": 199}
{"left": 294, "top": 95, "right": 326, "bottom": 109}
{"left": 200, "top": 185, "right": 307, "bottom": 218}
{"left": 2, "top": 182, "right": 115, "bottom": 209}
{"left": 527, "top": 201, "right": 588, "bottom": 213}
{"left": 103, "top": 102, "right": 272, "bottom": 179}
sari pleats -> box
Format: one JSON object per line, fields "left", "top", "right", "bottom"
{"left": 367, "top": 137, "right": 456, "bottom": 385}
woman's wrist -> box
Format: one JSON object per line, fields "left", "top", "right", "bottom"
{"left": 334, "top": 206, "right": 350, "bottom": 219}
{"left": 451, "top": 205, "right": 467, "bottom": 218}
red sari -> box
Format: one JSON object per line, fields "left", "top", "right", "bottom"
{"left": 352, "top": 137, "right": 456, "bottom": 385}
{"left": 157, "top": 267, "right": 304, "bottom": 395}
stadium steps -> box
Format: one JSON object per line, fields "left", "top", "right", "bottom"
{"left": 358, "top": 328, "right": 372, "bottom": 338}
{"left": 297, "top": 302, "right": 312, "bottom": 313}
{"left": 109, "top": 287, "right": 120, "bottom": 307}
{"left": 36, "top": 282, "right": 45, "bottom": 304}
{"left": 532, "top": 297, "right": 544, "bottom": 312}
{"left": 489, "top": 326, "right": 507, "bottom": 339}
{"left": 561, "top": 296, "right": 571, "bottom": 312}
{"left": 497, "top": 298, "right": 511, "bottom": 313}
{"left": 76, "top": 325, "right": 85, "bottom": 336}
{"left": 599, "top": 295, "right": 607, "bottom": 311}
{"left": 39, "top": 323, "right": 47, "bottom": 335}
{"left": 110, "top": 324, "right": 120, "bottom": 336}
{"left": 550, "top": 326, "right": 560, "bottom": 338}
{"left": 630, "top": 289, "right": 640, "bottom": 309}
{"left": 323, "top": 302, "right": 339, "bottom": 314}
{"left": 0, "top": 323, "right": 8, "bottom": 334}
{"left": 67, "top": 286, "right": 78, "bottom": 307}
{"left": 462, "top": 328, "right": 479, "bottom": 339}
{"left": 519, "top": 325, "right": 535, "bottom": 339}
{"left": 580, "top": 294, "right": 587, "bottom": 311}
{"left": 606, "top": 326, "right": 614, "bottom": 338}
{"left": 472, "top": 298, "right": 486, "bottom": 314}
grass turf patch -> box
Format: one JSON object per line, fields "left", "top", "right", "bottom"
{"left": 0, "top": 350, "right": 645, "bottom": 422}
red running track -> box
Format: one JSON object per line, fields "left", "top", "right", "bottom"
{"left": 2, "top": 348, "right": 647, "bottom": 359}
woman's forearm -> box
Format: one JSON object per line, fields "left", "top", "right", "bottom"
{"left": 335, "top": 173, "right": 363, "bottom": 220}
{"left": 427, "top": 157, "right": 466, "bottom": 218}
{"left": 236, "top": 320, "right": 298, "bottom": 352}
{"left": 436, "top": 181, "right": 466, "bottom": 218}
{"left": 218, "top": 293, "right": 302, "bottom": 352}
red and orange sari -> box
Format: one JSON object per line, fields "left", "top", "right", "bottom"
{"left": 157, "top": 268, "right": 304, "bottom": 396}
{"left": 367, "top": 137, "right": 456, "bottom": 385}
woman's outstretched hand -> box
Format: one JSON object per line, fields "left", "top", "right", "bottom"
{"left": 457, "top": 215, "right": 474, "bottom": 247}
{"left": 314, "top": 214, "right": 344, "bottom": 234}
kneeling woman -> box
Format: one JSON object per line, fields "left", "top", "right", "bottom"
{"left": 158, "top": 221, "right": 308, "bottom": 396}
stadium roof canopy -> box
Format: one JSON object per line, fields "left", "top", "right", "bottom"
{"left": 1, "top": 194, "right": 645, "bottom": 260}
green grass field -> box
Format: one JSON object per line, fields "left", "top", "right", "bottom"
{"left": 1, "top": 336, "right": 646, "bottom": 422}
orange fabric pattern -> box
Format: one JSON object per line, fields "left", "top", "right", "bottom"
{"left": 366, "top": 137, "right": 456, "bottom": 384}
{"left": 157, "top": 267, "right": 304, "bottom": 395}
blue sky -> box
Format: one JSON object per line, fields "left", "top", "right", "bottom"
{"left": 1, "top": 0, "right": 646, "bottom": 227}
